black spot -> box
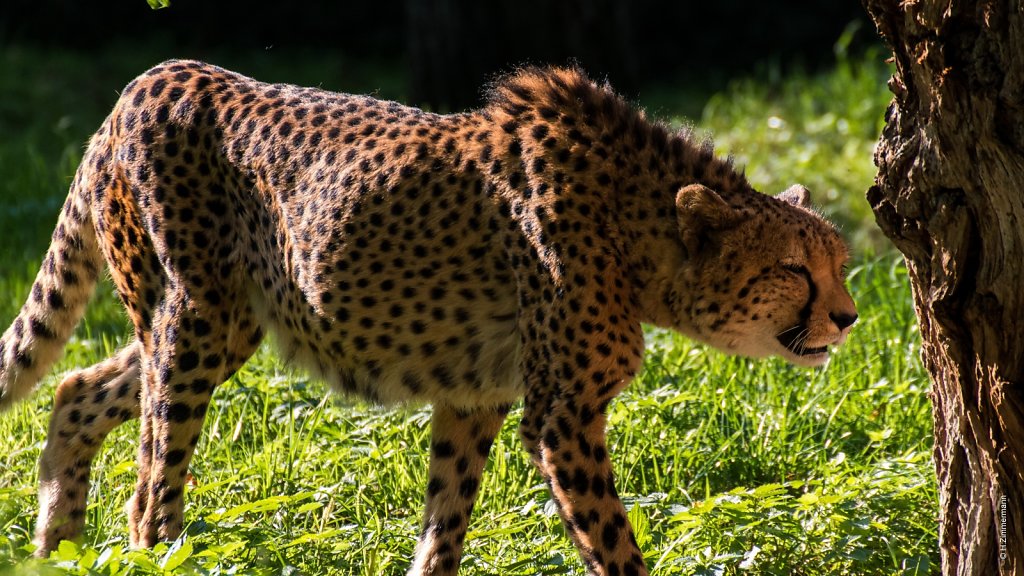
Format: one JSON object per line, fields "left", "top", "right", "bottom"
{"left": 543, "top": 428, "right": 560, "bottom": 452}
{"left": 432, "top": 441, "right": 455, "bottom": 458}
{"left": 167, "top": 399, "right": 192, "bottom": 422}
{"left": 458, "top": 477, "right": 479, "bottom": 498}
{"left": 160, "top": 487, "right": 182, "bottom": 504}
{"left": 432, "top": 366, "right": 455, "bottom": 388}
{"left": 47, "top": 290, "right": 66, "bottom": 310}
{"left": 428, "top": 477, "right": 445, "bottom": 496}
{"left": 150, "top": 78, "right": 167, "bottom": 98}
{"left": 165, "top": 448, "right": 187, "bottom": 467}
{"left": 178, "top": 351, "right": 199, "bottom": 371}
{"left": 193, "top": 319, "right": 211, "bottom": 336}
{"left": 191, "top": 379, "right": 211, "bottom": 394}
{"left": 29, "top": 318, "right": 55, "bottom": 340}
{"left": 476, "top": 438, "right": 493, "bottom": 457}
{"left": 401, "top": 373, "right": 422, "bottom": 392}
{"left": 602, "top": 521, "right": 619, "bottom": 551}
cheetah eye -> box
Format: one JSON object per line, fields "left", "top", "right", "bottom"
{"left": 781, "top": 262, "right": 808, "bottom": 276}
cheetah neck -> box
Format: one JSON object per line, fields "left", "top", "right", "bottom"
{"left": 605, "top": 133, "right": 754, "bottom": 329}
{"left": 480, "top": 68, "right": 755, "bottom": 329}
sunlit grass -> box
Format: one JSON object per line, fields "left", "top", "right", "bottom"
{"left": 0, "top": 42, "right": 935, "bottom": 575}
{"left": 700, "top": 24, "right": 894, "bottom": 250}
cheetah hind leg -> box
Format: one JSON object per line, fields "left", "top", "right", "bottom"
{"left": 127, "top": 289, "right": 263, "bottom": 549}
{"left": 34, "top": 342, "right": 141, "bottom": 556}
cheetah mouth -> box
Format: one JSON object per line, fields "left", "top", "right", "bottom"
{"left": 786, "top": 343, "right": 829, "bottom": 356}
{"left": 775, "top": 326, "right": 829, "bottom": 357}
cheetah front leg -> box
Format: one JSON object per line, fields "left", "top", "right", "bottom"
{"left": 519, "top": 324, "right": 649, "bottom": 576}
{"left": 530, "top": 396, "right": 647, "bottom": 576}
{"left": 408, "top": 403, "right": 508, "bottom": 576}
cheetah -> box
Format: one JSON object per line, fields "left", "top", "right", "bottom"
{"left": 0, "top": 61, "right": 857, "bottom": 575}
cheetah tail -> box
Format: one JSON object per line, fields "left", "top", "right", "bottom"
{"left": 0, "top": 131, "right": 108, "bottom": 411}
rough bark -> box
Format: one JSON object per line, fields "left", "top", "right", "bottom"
{"left": 861, "top": 1, "right": 1024, "bottom": 574}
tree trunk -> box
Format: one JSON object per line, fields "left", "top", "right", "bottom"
{"left": 860, "top": 1, "right": 1024, "bottom": 574}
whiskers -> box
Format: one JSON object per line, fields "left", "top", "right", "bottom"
{"left": 776, "top": 324, "right": 814, "bottom": 355}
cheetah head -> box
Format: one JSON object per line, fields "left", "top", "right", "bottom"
{"left": 668, "top": 183, "right": 857, "bottom": 367}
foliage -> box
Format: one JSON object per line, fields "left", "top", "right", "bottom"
{"left": 699, "top": 24, "right": 894, "bottom": 252}
{"left": 0, "top": 43, "right": 934, "bottom": 575}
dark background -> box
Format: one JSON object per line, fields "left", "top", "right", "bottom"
{"left": 1, "top": 0, "right": 872, "bottom": 111}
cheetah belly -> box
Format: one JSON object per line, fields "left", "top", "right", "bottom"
{"left": 251, "top": 277, "right": 523, "bottom": 409}
{"left": 350, "top": 307, "right": 523, "bottom": 409}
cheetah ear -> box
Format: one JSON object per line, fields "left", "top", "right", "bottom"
{"left": 778, "top": 184, "right": 812, "bottom": 209}
{"left": 675, "top": 184, "right": 741, "bottom": 256}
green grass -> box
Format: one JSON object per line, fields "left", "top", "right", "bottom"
{"left": 699, "top": 24, "right": 894, "bottom": 251}
{"left": 0, "top": 42, "right": 937, "bottom": 575}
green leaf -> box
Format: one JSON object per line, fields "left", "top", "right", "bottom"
{"left": 146, "top": 0, "right": 171, "bottom": 8}
{"left": 54, "top": 540, "right": 79, "bottom": 562}
{"left": 108, "top": 460, "right": 136, "bottom": 478}
{"left": 628, "top": 504, "right": 652, "bottom": 550}
{"left": 92, "top": 545, "right": 122, "bottom": 570}
{"left": 867, "top": 428, "right": 894, "bottom": 442}
{"left": 160, "top": 539, "right": 193, "bottom": 572}
{"left": 77, "top": 547, "right": 99, "bottom": 571}
{"left": 194, "top": 540, "right": 246, "bottom": 559}
{"left": 285, "top": 528, "right": 345, "bottom": 547}
{"left": 295, "top": 501, "right": 323, "bottom": 514}
{"left": 797, "top": 492, "right": 820, "bottom": 507}
{"left": 209, "top": 495, "right": 291, "bottom": 521}
{"left": 123, "top": 548, "right": 163, "bottom": 571}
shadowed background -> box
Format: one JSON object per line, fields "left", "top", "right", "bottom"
{"left": 2, "top": 0, "right": 869, "bottom": 111}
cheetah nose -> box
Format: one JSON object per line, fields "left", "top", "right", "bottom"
{"left": 830, "top": 312, "right": 858, "bottom": 331}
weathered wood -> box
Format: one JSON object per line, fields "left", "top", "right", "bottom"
{"left": 860, "top": 1, "right": 1024, "bottom": 574}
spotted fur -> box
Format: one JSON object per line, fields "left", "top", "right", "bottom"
{"left": 0, "top": 61, "right": 856, "bottom": 575}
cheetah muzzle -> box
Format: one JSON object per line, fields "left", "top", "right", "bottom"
{"left": 0, "top": 61, "right": 856, "bottom": 576}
